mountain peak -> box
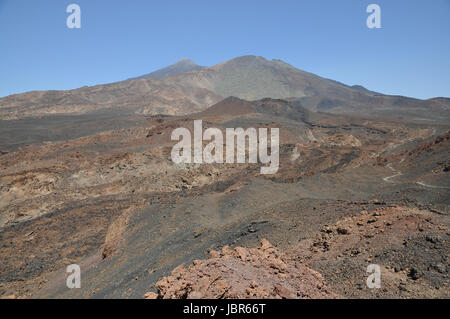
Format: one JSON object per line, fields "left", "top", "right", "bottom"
{"left": 221, "top": 55, "right": 268, "bottom": 65}
{"left": 128, "top": 58, "right": 204, "bottom": 80}
{"left": 175, "top": 58, "right": 198, "bottom": 66}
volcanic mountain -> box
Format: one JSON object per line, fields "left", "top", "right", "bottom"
{"left": 1, "top": 55, "right": 449, "bottom": 122}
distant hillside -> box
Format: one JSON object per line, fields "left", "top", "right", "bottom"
{"left": 198, "top": 96, "right": 312, "bottom": 123}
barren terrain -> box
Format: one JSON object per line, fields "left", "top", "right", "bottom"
{"left": 0, "top": 57, "right": 448, "bottom": 299}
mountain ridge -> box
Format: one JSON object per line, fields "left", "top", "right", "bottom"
{"left": 1, "top": 55, "right": 449, "bottom": 122}
{"left": 127, "top": 58, "right": 205, "bottom": 80}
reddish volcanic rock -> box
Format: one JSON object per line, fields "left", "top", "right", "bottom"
{"left": 145, "top": 239, "right": 340, "bottom": 299}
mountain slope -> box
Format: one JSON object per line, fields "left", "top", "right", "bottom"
{"left": 161, "top": 55, "right": 361, "bottom": 101}
{"left": 127, "top": 58, "right": 204, "bottom": 80}
{"left": 0, "top": 55, "right": 449, "bottom": 122}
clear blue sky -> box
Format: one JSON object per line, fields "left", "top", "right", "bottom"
{"left": 1, "top": 0, "right": 449, "bottom": 99}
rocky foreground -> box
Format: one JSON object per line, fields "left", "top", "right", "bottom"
{"left": 145, "top": 239, "right": 339, "bottom": 299}
{"left": 145, "top": 206, "right": 449, "bottom": 299}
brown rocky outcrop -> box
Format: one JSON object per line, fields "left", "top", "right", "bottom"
{"left": 145, "top": 239, "right": 340, "bottom": 299}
